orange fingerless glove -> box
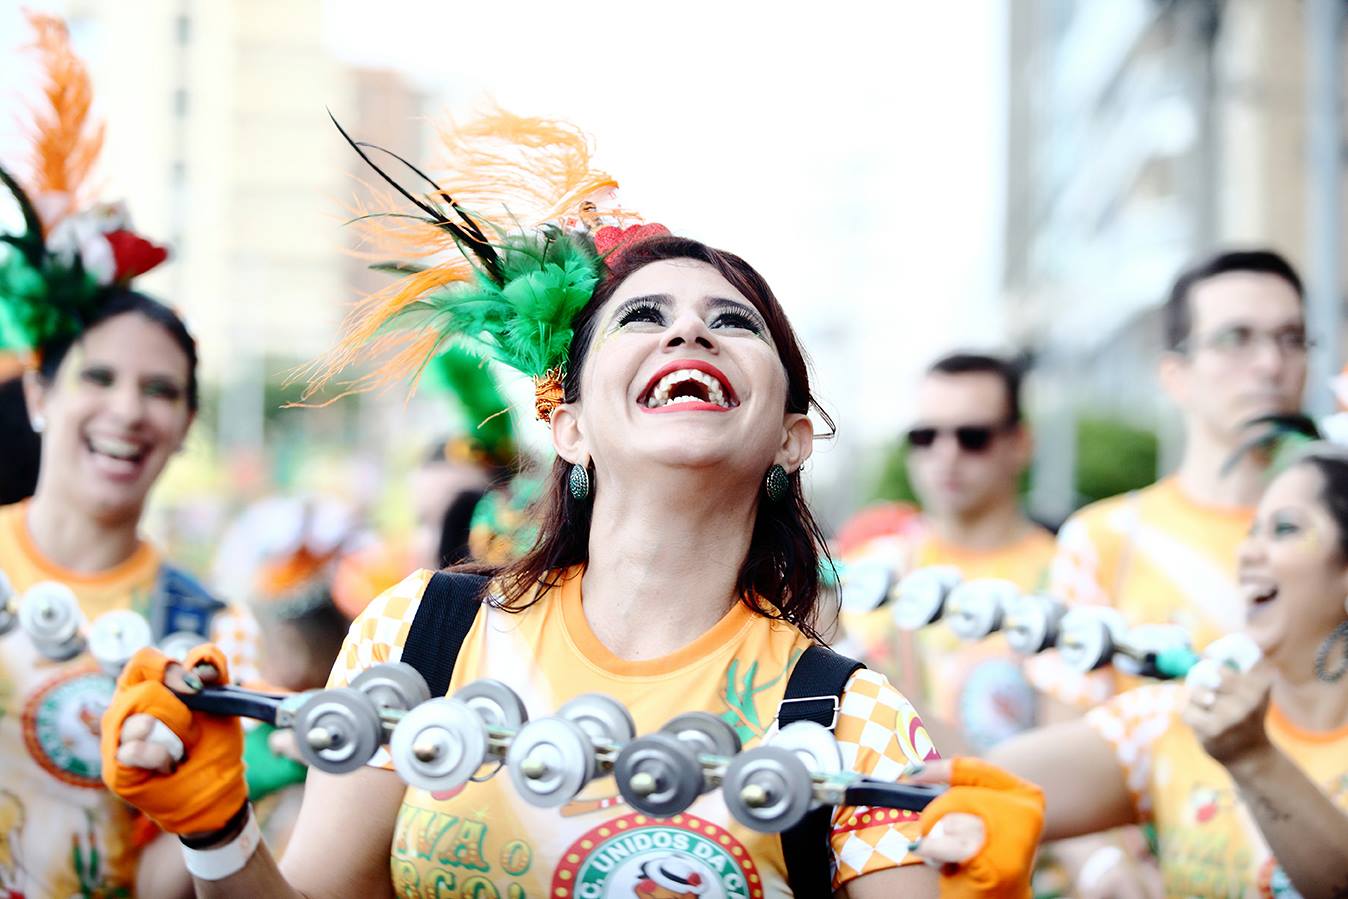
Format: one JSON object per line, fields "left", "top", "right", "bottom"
{"left": 920, "top": 757, "right": 1045, "bottom": 899}
{"left": 100, "top": 644, "right": 247, "bottom": 836}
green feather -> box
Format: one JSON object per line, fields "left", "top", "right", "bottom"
{"left": 425, "top": 344, "right": 516, "bottom": 461}
{"left": 383, "top": 227, "right": 599, "bottom": 379}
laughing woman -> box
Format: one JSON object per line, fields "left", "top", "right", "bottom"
{"left": 992, "top": 448, "right": 1348, "bottom": 898}
{"left": 100, "top": 112, "right": 1043, "bottom": 898}
{"left": 0, "top": 15, "right": 255, "bottom": 898}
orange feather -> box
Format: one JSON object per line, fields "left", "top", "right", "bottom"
{"left": 24, "top": 11, "right": 105, "bottom": 232}
{"left": 296, "top": 110, "right": 639, "bottom": 404}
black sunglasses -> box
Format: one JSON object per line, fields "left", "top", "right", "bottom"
{"left": 906, "top": 422, "right": 1013, "bottom": 453}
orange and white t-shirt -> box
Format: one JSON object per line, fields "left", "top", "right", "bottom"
{"left": 838, "top": 520, "right": 1056, "bottom": 752}
{"left": 1087, "top": 684, "right": 1348, "bottom": 896}
{"left": 328, "top": 566, "right": 938, "bottom": 897}
{"left": 1028, "top": 479, "right": 1254, "bottom": 708}
{"left": 0, "top": 501, "right": 257, "bottom": 898}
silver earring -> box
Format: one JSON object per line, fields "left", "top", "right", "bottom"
{"left": 765, "top": 464, "right": 789, "bottom": 503}
{"left": 30, "top": 414, "right": 45, "bottom": 434}
{"left": 568, "top": 463, "right": 591, "bottom": 501}
{"left": 1314, "top": 621, "right": 1348, "bottom": 683}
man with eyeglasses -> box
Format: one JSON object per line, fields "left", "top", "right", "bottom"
{"left": 838, "top": 352, "right": 1056, "bottom": 754}
{"left": 1028, "top": 249, "right": 1310, "bottom": 716}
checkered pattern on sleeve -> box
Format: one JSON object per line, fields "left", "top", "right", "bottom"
{"left": 1025, "top": 515, "right": 1118, "bottom": 708}
{"left": 325, "top": 568, "right": 433, "bottom": 769}
{"left": 210, "top": 603, "right": 261, "bottom": 687}
{"left": 1084, "top": 683, "right": 1183, "bottom": 821}
{"left": 828, "top": 668, "right": 939, "bottom": 890}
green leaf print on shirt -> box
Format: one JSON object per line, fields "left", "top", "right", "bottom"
{"left": 719, "top": 649, "right": 802, "bottom": 745}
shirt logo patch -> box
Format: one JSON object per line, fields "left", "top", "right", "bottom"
{"left": 552, "top": 813, "right": 763, "bottom": 899}
{"left": 22, "top": 664, "right": 114, "bottom": 789}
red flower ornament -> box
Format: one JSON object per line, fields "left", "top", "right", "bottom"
{"left": 105, "top": 230, "right": 169, "bottom": 282}
{"left": 593, "top": 222, "right": 671, "bottom": 268}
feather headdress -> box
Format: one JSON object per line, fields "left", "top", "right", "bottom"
{"left": 424, "top": 344, "right": 517, "bottom": 469}
{"left": 0, "top": 13, "right": 167, "bottom": 355}
{"left": 297, "top": 109, "right": 668, "bottom": 420}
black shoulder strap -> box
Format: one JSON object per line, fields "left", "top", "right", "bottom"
{"left": 400, "top": 571, "right": 489, "bottom": 698}
{"left": 778, "top": 644, "right": 865, "bottom": 897}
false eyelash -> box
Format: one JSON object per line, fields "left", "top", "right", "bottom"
{"left": 615, "top": 299, "right": 667, "bottom": 328}
{"left": 712, "top": 310, "right": 764, "bottom": 333}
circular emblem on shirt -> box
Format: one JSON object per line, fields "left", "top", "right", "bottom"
{"left": 552, "top": 812, "right": 763, "bottom": 899}
{"left": 21, "top": 664, "right": 115, "bottom": 788}
{"left": 957, "top": 657, "right": 1037, "bottom": 753}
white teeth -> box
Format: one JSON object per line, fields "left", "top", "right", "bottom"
{"left": 645, "top": 369, "right": 731, "bottom": 408}
{"left": 90, "top": 436, "right": 143, "bottom": 460}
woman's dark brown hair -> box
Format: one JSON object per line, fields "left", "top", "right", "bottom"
{"left": 489, "top": 235, "right": 836, "bottom": 640}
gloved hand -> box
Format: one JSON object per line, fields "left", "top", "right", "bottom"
{"left": 101, "top": 644, "right": 247, "bottom": 837}
{"left": 909, "top": 757, "right": 1045, "bottom": 899}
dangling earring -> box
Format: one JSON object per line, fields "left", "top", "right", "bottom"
{"left": 568, "top": 463, "right": 591, "bottom": 502}
{"left": 764, "top": 464, "right": 789, "bottom": 503}
{"left": 1315, "top": 621, "right": 1348, "bottom": 683}
{"left": 30, "top": 414, "right": 45, "bottom": 434}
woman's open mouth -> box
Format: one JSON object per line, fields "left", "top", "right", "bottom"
{"left": 1242, "top": 580, "right": 1279, "bottom": 615}
{"left": 638, "top": 360, "right": 738, "bottom": 413}
{"left": 84, "top": 433, "right": 150, "bottom": 480}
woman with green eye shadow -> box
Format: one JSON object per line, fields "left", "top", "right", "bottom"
{"left": 992, "top": 446, "right": 1348, "bottom": 897}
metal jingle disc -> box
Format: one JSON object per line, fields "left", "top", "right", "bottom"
{"left": 19, "top": 581, "right": 86, "bottom": 660}
{"left": 1003, "top": 594, "right": 1062, "bottom": 655}
{"left": 558, "top": 693, "right": 636, "bottom": 746}
{"left": 766, "top": 721, "right": 843, "bottom": 775}
{"left": 506, "top": 717, "right": 595, "bottom": 808}
{"left": 454, "top": 679, "right": 529, "bottom": 731}
{"left": 945, "top": 579, "right": 1016, "bottom": 641}
{"left": 159, "top": 631, "right": 207, "bottom": 662}
{"left": 615, "top": 733, "right": 704, "bottom": 818}
{"left": 294, "top": 688, "right": 384, "bottom": 774}
{"left": 722, "top": 745, "right": 814, "bottom": 833}
{"left": 88, "top": 610, "right": 153, "bottom": 675}
{"left": 1058, "top": 607, "right": 1123, "bottom": 672}
{"left": 351, "top": 662, "right": 432, "bottom": 714}
{"left": 891, "top": 566, "right": 961, "bottom": 631}
{"left": 837, "top": 559, "right": 894, "bottom": 614}
{"left": 661, "top": 711, "right": 742, "bottom": 757}
{"left": 389, "top": 698, "right": 489, "bottom": 792}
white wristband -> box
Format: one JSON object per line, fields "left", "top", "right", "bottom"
{"left": 180, "top": 806, "right": 260, "bottom": 881}
{"left": 1077, "top": 845, "right": 1126, "bottom": 891}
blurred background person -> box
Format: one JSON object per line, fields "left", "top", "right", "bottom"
{"left": 838, "top": 352, "right": 1055, "bottom": 754}
{"left": 1030, "top": 250, "right": 1310, "bottom": 713}
{"left": 0, "top": 14, "right": 255, "bottom": 897}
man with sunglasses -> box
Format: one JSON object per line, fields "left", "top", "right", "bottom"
{"left": 839, "top": 352, "right": 1056, "bottom": 755}
{"left": 1028, "top": 249, "right": 1310, "bottom": 718}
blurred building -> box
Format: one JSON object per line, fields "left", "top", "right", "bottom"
{"left": 1004, "top": 0, "right": 1346, "bottom": 518}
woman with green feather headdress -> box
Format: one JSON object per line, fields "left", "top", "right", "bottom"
{"left": 103, "top": 108, "right": 1047, "bottom": 899}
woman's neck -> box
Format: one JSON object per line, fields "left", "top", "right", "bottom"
{"left": 1271, "top": 654, "right": 1348, "bottom": 734}
{"left": 24, "top": 490, "right": 143, "bottom": 574}
{"left": 581, "top": 468, "right": 759, "bottom": 661}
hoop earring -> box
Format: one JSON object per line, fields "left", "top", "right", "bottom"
{"left": 764, "top": 464, "right": 789, "bottom": 503}
{"left": 1314, "top": 621, "right": 1348, "bottom": 683}
{"left": 568, "top": 463, "right": 591, "bottom": 502}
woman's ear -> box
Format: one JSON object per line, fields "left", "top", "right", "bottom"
{"left": 776, "top": 412, "right": 814, "bottom": 473}
{"left": 21, "top": 369, "right": 49, "bottom": 433}
{"left": 549, "top": 403, "right": 588, "bottom": 466}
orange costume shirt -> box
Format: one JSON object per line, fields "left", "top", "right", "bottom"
{"left": 1087, "top": 684, "right": 1348, "bottom": 896}
{"left": 329, "top": 567, "right": 938, "bottom": 897}
{"left": 0, "top": 501, "right": 257, "bottom": 898}
{"left": 1028, "top": 479, "right": 1254, "bottom": 708}
{"left": 838, "top": 519, "right": 1056, "bottom": 752}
